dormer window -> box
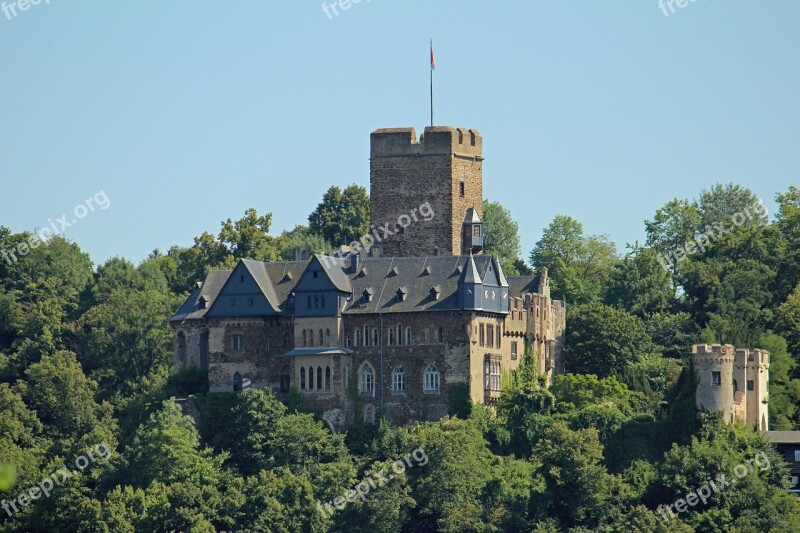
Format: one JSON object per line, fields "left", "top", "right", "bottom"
{"left": 430, "top": 287, "right": 440, "bottom": 300}
{"left": 198, "top": 296, "right": 208, "bottom": 309}
{"left": 396, "top": 288, "right": 407, "bottom": 302}
{"left": 239, "top": 275, "right": 245, "bottom": 283}
{"left": 363, "top": 288, "right": 373, "bottom": 303}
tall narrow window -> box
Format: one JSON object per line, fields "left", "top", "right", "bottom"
{"left": 496, "top": 326, "right": 501, "bottom": 348}
{"left": 354, "top": 328, "right": 360, "bottom": 347}
{"left": 314, "top": 295, "right": 319, "bottom": 309}
{"left": 321, "top": 295, "right": 326, "bottom": 308}
{"left": 325, "top": 329, "right": 331, "bottom": 347}
{"left": 406, "top": 327, "right": 412, "bottom": 346}
{"left": 387, "top": 328, "right": 394, "bottom": 346}
{"left": 325, "top": 366, "right": 331, "bottom": 390}
{"left": 364, "top": 325, "right": 369, "bottom": 347}
{"left": 302, "top": 330, "right": 307, "bottom": 347}
{"left": 373, "top": 328, "right": 379, "bottom": 347}
{"left": 308, "top": 367, "right": 314, "bottom": 390}
{"left": 479, "top": 324, "right": 485, "bottom": 347}
{"left": 317, "top": 366, "right": 323, "bottom": 390}
{"left": 300, "top": 367, "right": 306, "bottom": 390}
{"left": 487, "top": 325, "right": 493, "bottom": 348}
{"left": 319, "top": 329, "right": 324, "bottom": 346}
{"left": 424, "top": 364, "right": 440, "bottom": 392}
{"left": 392, "top": 367, "right": 405, "bottom": 392}
{"left": 397, "top": 324, "right": 403, "bottom": 345}
{"left": 459, "top": 181, "right": 465, "bottom": 197}
{"left": 360, "top": 364, "right": 374, "bottom": 394}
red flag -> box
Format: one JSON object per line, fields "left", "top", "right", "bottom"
{"left": 430, "top": 44, "right": 436, "bottom": 70}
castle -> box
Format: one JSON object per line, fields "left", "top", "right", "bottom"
{"left": 693, "top": 344, "right": 769, "bottom": 431}
{"left": 170, "top": 126, "right": 566, "bottom": 428}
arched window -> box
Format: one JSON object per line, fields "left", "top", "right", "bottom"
{"left": 424, "top": 364, "right": 440, "bottom": 392}
{"left": 176, "top": 331, "right": 187, "bottom": 365}
{"left": 233, "top": 372, "right": 243, "bottom": 392}
{"left": 392, "top": 367, "right": 405, "bottom": 392}
{"left": 325, "top": 329, "right": 331, "bottom": 346}
{"left": 308, "top": 367, "right": 314, "bottom": 390}
{"left": 406, "top": 327, "right": 413, "bottom": 346}
{"left": 372, "top": 328, "right": 379, "bottom": 347}
{"left": 319, "top": 329, "right": 324, "bottom": 346}
{"left": 360, "top": 363, "right": 375, "bottom": 394}
{"left": 363, "top": 325, "right": 369, "bottom": 346}
{"left": 300, "top": 367, "right": 306, "bottom": 390}
{"left": 302, "top": 329, "right": 307, "bottom": 347}
{"left": 325, "top": 366, "right": 331, "bottom": 390}
{"left": 387, "top": 328, "right": 394, "bottom": 346}
{"left": 317, "top": 366, "right": 323, "bottom": 390}
{"left": 354, "top": 328, "right": 360, "bottom": 347}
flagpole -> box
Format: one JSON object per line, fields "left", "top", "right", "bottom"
{"left": 430, "top": 39, "right": 433, "bottom": 127}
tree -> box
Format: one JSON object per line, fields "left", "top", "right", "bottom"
{"left": 777, "top": 282, "right": 800, "bottom": 359}
{"left": 124, "top": 400, "right": 224, "bottom": 488}
{"left": 308, "top": 184, "right": 370, "bottom": 247}
{"left": 530, "top": 215, "right": 618, "bottom": 303}
{"left": 277, "top": 225, "right": 333, "bottom": 261}
{"left": 565, "top": 303, "right": 656, "bottom": 377}
{"left": 775, "top": 186, "right": 800, "bottom": 301}
{"left": 481, "top": 199, "right": 523, "bottom": 275}
{"left": 644, "top": 198, "right": 702, "bottom": 259}
{"left": 604, "top": 247, "right": 675, "bottom": 317}
{"left": 218, "top": 208, "right": 281, "bottom": 261}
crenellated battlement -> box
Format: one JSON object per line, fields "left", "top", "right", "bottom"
{"left": 370, "top": 126, "right": 482, "bottom": 158}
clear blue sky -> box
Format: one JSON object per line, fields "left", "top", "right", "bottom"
{"left": 1, "top": 1, "right": 798, "bottom": 266}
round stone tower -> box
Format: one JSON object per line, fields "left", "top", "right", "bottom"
{"left": 693, "top": 343, "right": 736, "bottom": 422}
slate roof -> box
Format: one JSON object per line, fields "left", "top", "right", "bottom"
{"left": 507, "top": 275, "right": 543, "bottom": 298}
{"left": 766, "top": 431, "right": 800, "bottom": 444}
{"left": 171, "top": 254, "right": 541, "bottom": 322}
{"left": 170, "top": 269, "right": 232, "bottom": 322}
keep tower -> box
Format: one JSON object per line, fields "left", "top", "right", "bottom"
{"left": 369, "top": 126, "right": 484, "bottom": 257}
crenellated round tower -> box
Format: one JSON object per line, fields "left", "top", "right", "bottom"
{"left": 693, "top": 343, "right": 736, "bottom": 422}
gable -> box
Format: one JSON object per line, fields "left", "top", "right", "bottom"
{"left": 206, "top": 261, "right": 280, "bottom": 317}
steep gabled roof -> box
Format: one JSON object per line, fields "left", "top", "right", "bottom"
{"left": 170, "top": 269, "right": 231, "bottom": 322}
{"left": 463, "top": 253, "right": 482, "bottom": 284}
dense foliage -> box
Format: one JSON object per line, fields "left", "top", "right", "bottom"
{"left": 1, "top": 183, "right": 799, "bottom": 531}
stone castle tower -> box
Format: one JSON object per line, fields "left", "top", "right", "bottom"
{"left": 370, "top": 126, "right": 484, "bottom": 257}
{"left": 693, "top": 343, "right": 769, "bottom": 431}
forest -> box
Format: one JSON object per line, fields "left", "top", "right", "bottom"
{"left": 1, "top": 182, "right": 799, "bottom": 532}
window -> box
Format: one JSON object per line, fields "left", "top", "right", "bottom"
{"left": 392, "top": 367, "right": 405, "bottom": 392}
{"left": 795, "top": 450, "right": 800, "bottom": 462}
{"left": 747, "top": 380, "right": 754, "bottom": 391}
{"left": 479, "top": 324, "right": 485, "bottom": 347}
{"left": 364, "top": 325, "right": 368, "bottom": 347}
{"left": 397, "top": 324, "right": 403, "bottom": 345}
{"left": 496, "top": 326, "right": 501, "bottom": 348}
{"left": 487, "top": 325, "right": 493, "bottom": 348}
{"left": 473, "top": 225, "right": 481, "bottom": 238}
{"left": 319, "top": 329, "right": 324, "bottom": 346}
{"left": 354, "top": 328, "right": 360, "bottom": 347}
{"left": 314, "top": 295, "right": 319, "bottom": 309}
{"left": 712, "top": 371, "right": 721, "bottom": 386}
{"left": 387, "top": 328, "right": 394, "bottom": 346}
{"left": 373, "top": 328, "right": 379, "bottom": 347}
{"left": 406, "top": 327, "right": 412, "bottom": 346}
{"left": 300, "top": 367, "right": 306, "bottom": 390}
{"left": 459, "top": 181, "right": 465, "bottom": 197}
{"left": 308, "top": 367, "right": 314, "bottom": 390}
{"left": 302, "top": 330, "right": 307, "bottom": 347}
{"left": 325, "top": 366, "right": 331, "bottom": 390}
{"left": 424, "top": 364, "right": 440, "bottom": 392}
{"left": 317, "top": 366, "right": 323, "bottom": 390}
{"left": 748, "top": 353, "right": 754, "bottom": 362}
{"left": 325, "top": 329, "right": 331, "bottom": 347}
{"left": 232, "top": 335, "right": 244, "bottom": 351}
{"left": 438, "top": 327, "right": 444, "bottom": 343}
{"left": 239, "top": 275, "right": 244, "bottom": 283}
{"left": 313, "top": 271, "right": 318, "bottom": 278}
{"left": 792, "top": 475, "right": 799, "bottom": 486}
{"left": 360, "top": 364, "right": 374, "bottom": 394}
{"left": 511, "top": 341, "right": 518, "bottom": 360}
